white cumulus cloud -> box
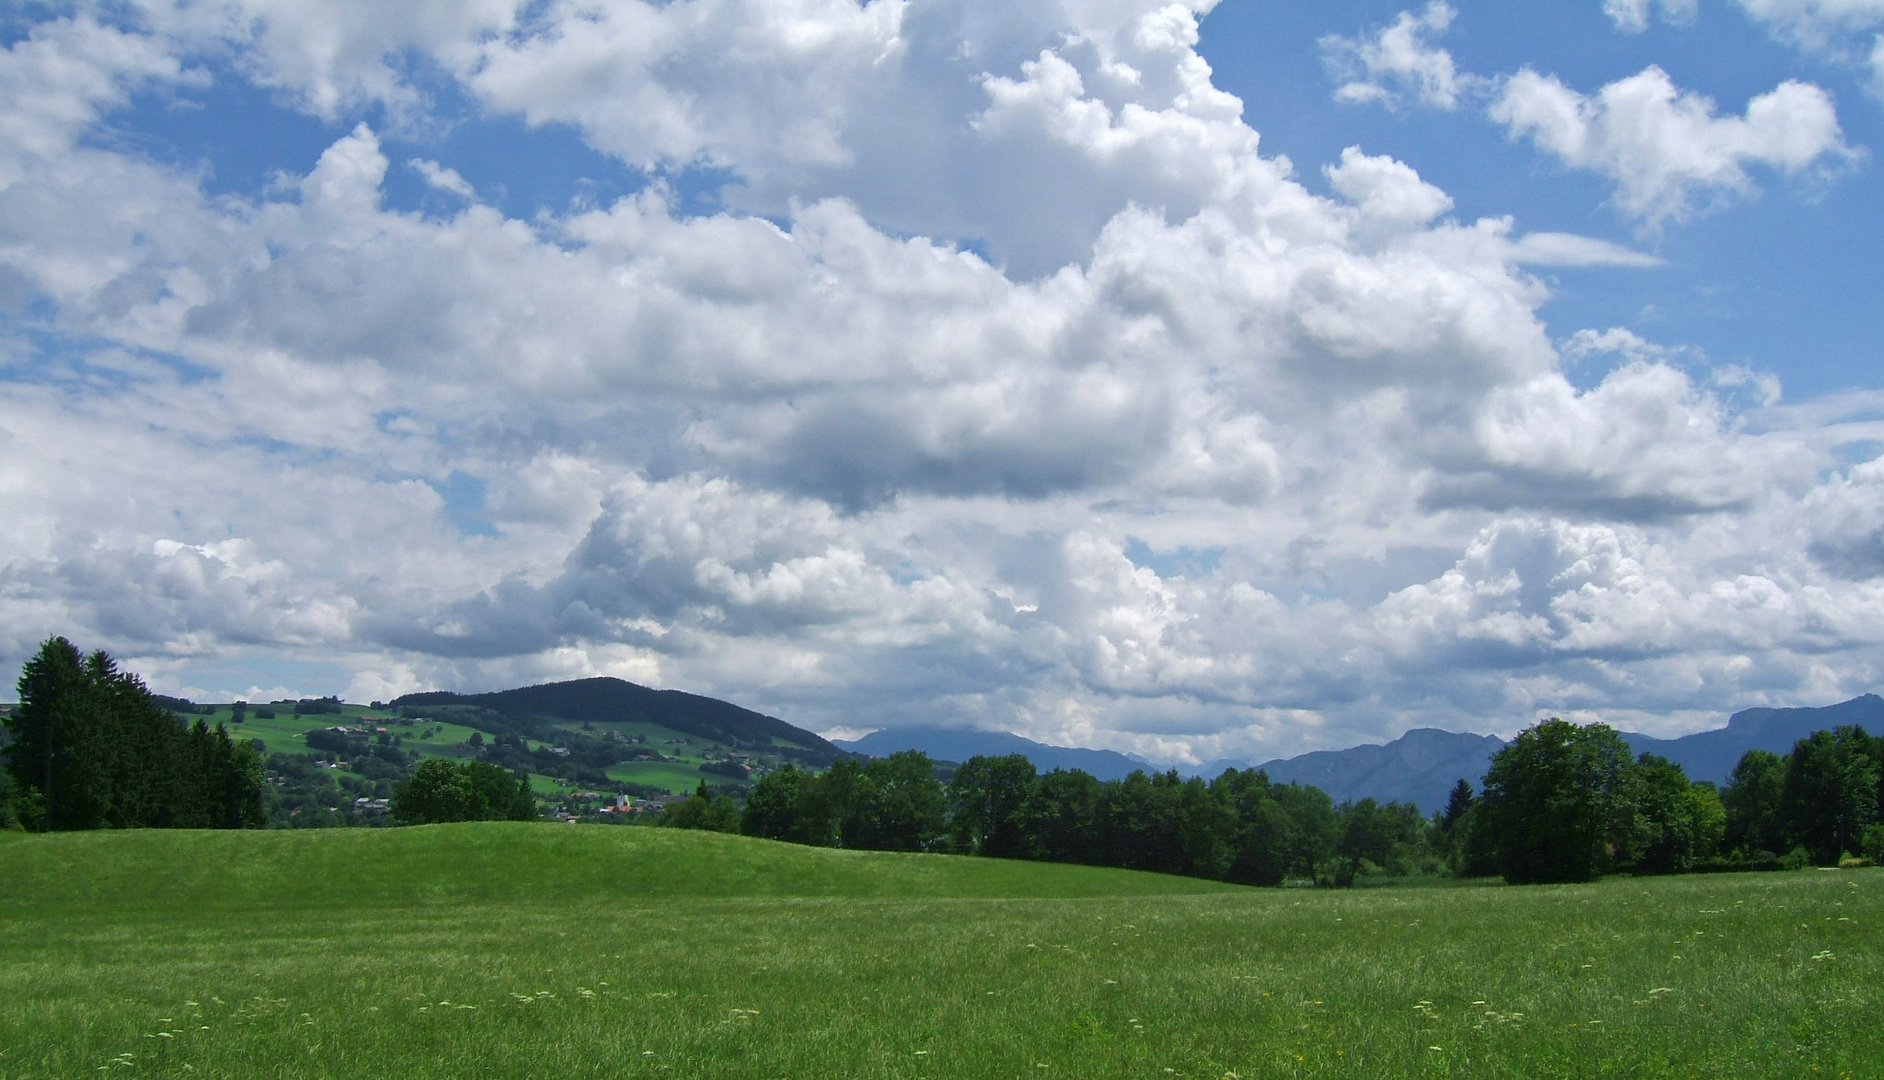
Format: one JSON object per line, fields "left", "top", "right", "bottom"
{"left": 1490, "top": 65, "right": 1859, "bottom": 226}
{"left": 1321, "top": 1, "right": 1479, "bottom": 110}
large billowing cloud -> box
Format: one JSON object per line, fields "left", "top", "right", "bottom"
{"left": 1, "top": 0, "right": 1881, "bottom": 763}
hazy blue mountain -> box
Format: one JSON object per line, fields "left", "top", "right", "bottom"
{"left": 1252, "top": 729, "right": 1506, "bottom": 815}
{"left": 832, "top": 727, "right": 1148, "bottom": 781}
{"left": 1244, "top": 694, "right": 1884, "bottom": 813}
{"left": 1621, "top": 694, "right": 1884, "bottom": 785}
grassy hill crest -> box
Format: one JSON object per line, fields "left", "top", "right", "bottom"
{"left": 0, "top": 822, "right": 1239, "bottom": 911}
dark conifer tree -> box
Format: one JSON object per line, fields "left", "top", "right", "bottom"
{"left": 6, "top": 637, "right": 112, "bottom": 829}
{"left": 4, "top": 636, "right": 264, "bottom": 831}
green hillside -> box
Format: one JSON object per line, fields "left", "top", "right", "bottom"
{"left": 131, "top": 678, "right": 850, "bottom": 825}
{"left": 0, "top": 822, "right": 1236, "bottom": 911}
{"left": 393, "top": 676, "right": 843, "bottom": 763}
{"left": 0, "top": 827, "right": 1878, "bottom": 1079}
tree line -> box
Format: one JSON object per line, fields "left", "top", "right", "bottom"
{"left": 1458, "top": 717, "right": 1884, "bottom": 882}
{"left": 656, "top": 716, "right": 1884, "bottom": 886}
{"left": 1, "top": 637, "right": 265, "bottom": 831}
{"left": 668, "top": 749, "right": 1435, "bottom": 886}
{"left": 6, "top": 632, "right": 1877, "bottom": 887}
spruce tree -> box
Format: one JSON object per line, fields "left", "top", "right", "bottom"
{"left": 5, "top": 636, "right": 265, "bottom": 831}
{"left": 7, "top": 637, "right": 113, "bottom": 830}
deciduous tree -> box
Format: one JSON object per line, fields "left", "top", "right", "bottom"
{"left": 1478, "top": 719, "right": 1637, "bottom": 884}
{"left": 1722, "top": 749, "right": 1786, "bottom": 856}
{"left": 947, "top": 754, "right": 1038, "bottom": 857}
{"left": 1780, "top": 726, "right": 1881, "bottom": 864}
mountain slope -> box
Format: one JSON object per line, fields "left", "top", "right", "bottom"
{"left": 1247, "top": 694, "right": 1884, "bottom": 812}
{"left": 1622, "top": 694, "right": 1884, "bottom": 784}
{"left": 1253, "top": 729, "right": 1505, "bottom": 814}
{"left": 834, "top": 726, "right": 1148, "bottom": 781}
{"left": 392, "top": 677, "right": 844, "bottom": 763}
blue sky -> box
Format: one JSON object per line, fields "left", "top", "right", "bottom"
{"left": 2, "top": 0, "right": 1882, "bottom": 762}
{"left": 1206, "top": 1, "right": 1884, "bottom": 398}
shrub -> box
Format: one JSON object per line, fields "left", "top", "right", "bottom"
{"left": 304, "top": 728, "right": 357, "bottom": 755}
{"left": 1863, "top": 823, "right": 1884, "bottom": 863}
{"left": 392, "top": 759, "right": 536, "bottom": 824}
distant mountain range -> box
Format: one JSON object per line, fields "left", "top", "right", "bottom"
{"left": 1251, "top": 729, "right": 1506, "bottom": 816}
{"left": 1618, "top": 695, "right": 1884, "bottom": 786}
{"left": 831, "top": 727, "right": 1148, "bottom": 782}
{"left": 834, "top": 695, "right": 1884, "bottom": 815}
{"left": 389, "top": 679, "right": 1883, "bottom": 814}
{"left": 1246, "top": 694, "right": 1884, "bottom": 812}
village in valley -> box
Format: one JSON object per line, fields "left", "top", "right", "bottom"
{"left": 175, "top": 680, "right": 840, "bottom": 828}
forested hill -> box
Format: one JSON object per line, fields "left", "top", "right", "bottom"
{"left": 391, "top": 677, "right": 844, "bottom": 761}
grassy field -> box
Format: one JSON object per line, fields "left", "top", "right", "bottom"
{"left": 0, "top": 827, "right": 1878, "bottom": 1079}
{"left": 170, "top": 702, "right": 761, "bottom": 796}
{"left": 606, "top": 760, "right": 729, "bottom": 792}
{"left": 211, "top": 706, "right": 484, "bottom": 758}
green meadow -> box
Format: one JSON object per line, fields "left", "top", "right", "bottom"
{"left": 0, "top": 827, "right": 1877, "bottom": 1080}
